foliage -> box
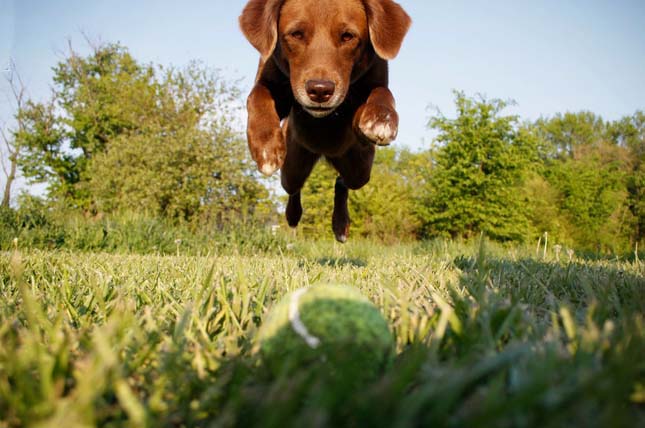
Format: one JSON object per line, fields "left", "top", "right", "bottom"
{"left": 532, "top": 111, "right": 607, "bottom": 160}
{"left": 0, "top": 198, "right": 286, "bottom": 256}
{"left": 1, "top": 240, "right": 643, "bottom": 427}
{"left": 546, "top": 147, "right": 633, "bottom": 253}
{"left": 521, "top": 173, "right": 573, "bottom": 245}
{"left": 608, "top": 111, "right": 645, "bottom": 244}
{"left": 296, "top": 148, "right": 428, "bottom": 241}
{"left": 530, "top": 111, "right": 640, "bottom": 253}
{"left": 349, "top": 147, "right": 425, "bottom": 241}
{"left": 415, "top": 99, "right": 643, "bottom": 252}
{"left": 6, "top": 38, "right": 645, "bottom": 251}
{"left": 419, "top": 92, "right": 535, "bottom": 241}
{"left": 15, "top": 42, "right": 267, "bottom": 224}
{"left": 16, "top": 44, "right": 150, "bottom": 204}
{"left": 15, "top": 100, "right": 71, "bottom": 196}
{"left": 297, "top": 159, "right": 336, "bottom": 236}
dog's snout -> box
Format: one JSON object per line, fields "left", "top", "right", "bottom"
{"left": 305, "top": 80, "right": 335, "bottom": 103}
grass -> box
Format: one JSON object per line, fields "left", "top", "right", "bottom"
{"left": 0, "top": 237, "right": 643, "bottom": 427}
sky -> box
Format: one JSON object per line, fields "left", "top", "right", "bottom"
{"left": 1, "top": 0, "right": 644, "bottom": 171}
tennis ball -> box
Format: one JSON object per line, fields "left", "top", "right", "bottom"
{"left": 257, "top": 284, "right": 394, "bottom": 381}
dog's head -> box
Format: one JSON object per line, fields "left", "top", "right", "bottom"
{"left": 240, "top": 0, "right": 411, "bottom": 118}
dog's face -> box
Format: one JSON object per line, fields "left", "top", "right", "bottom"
{"left": 240, "top": 0, "right": 411, "bottom": 118}
{"left": 277, "top": 0, "right": 369, "bottom": 118}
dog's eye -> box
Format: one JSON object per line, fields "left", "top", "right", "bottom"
{"left": 290, "top": 30, "right": 305, "bottom": 40}
{"left": 341, "top": 32, "right": 355, "bottom": 43}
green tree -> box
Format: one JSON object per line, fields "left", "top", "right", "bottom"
{"left": 15, "top": 42, "right": 269, "bottom": 224}
{"left": 349, "top": 147, "right": 423, "bottom": 241}
{"left": 17, "top": 43, "right": 155, "bottom": 205}
{"left": 547, "top": 149, "right": 632, "bottom": 253}
{"left": 299, "top": 160, "right": 336, "bottom": 236}
{"left": 521, "top": 173, "right": 573, "bottom": 245}
{"left": 89, "top": 63, "right": 270, "bottom": 223}
{"left": 419, "top": 91, "right": 534, "bottom": 241}
{"left": 607, "top": 111, "right": 645, "bottom": 245}
{"left": 531, "top": 112, "right": 635, "bottom": 252}
{"left": 533, "top": 111, "right": 606, "bottom": 161}
{"left": 297, "top": 147, "right": 428, "bottom": 241}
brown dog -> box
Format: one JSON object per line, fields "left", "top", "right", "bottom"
{"left": 240, "top": 0, "right": 410, "bottom": 242}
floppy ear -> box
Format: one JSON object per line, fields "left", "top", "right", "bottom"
{"left": 362, "top": 0, "right": 411, "bottom": 60}
{"left": 239, "top": 0, "right": 283, "bottom": 60}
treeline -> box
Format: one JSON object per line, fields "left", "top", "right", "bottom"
{"left": 1, "top": 42, "right": 643, "bottom": 254}
{"left": 304, "top": 95, "right": 643, "bottom": 254}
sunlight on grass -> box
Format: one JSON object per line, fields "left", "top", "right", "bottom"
{"left": 1, "top": 239, "right": 643, "bottom": 427}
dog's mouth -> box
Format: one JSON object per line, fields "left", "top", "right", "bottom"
{"left": 303, "top": 105, "right": 336, "bottom": 118}
{"left": 295, "top": 87, "right": 344, "bottom": 118}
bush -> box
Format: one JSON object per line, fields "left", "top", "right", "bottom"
{"left": 0, "top": 203, "right": 289, "bottom": 256}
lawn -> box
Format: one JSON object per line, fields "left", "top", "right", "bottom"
{"left": 1, "top": 239, "right": 643, "bottom": 427}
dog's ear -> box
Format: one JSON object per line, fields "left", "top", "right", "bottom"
{"left": 239, "top": 0, "right": 283, "bottom": 60}
{"left": 362, "top": 0, "right": 411, "bottom": 60}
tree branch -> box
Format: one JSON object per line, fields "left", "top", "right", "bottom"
{"left": 1, "top": 59, "right": 28, "bottom": 206}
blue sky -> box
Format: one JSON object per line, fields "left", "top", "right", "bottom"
{"left": 1, "top": 0, "right": 644, "bottom": 152}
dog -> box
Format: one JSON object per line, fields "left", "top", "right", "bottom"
{"left": 239, "top": 0, "right": 411, "bottom": 242}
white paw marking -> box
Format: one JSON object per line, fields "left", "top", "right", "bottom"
{"left": 258, "top": 148, "right": 281, "bottom": 176}
{"left": 374, "top": 123, "right": 395, "bottom": 140}
{"left": 260, "top": 162, "right": 279, "bottom": 177}
{"left": 362, "top": 118, "right": 397, "bottom": 146}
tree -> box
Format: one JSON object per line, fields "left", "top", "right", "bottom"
{"left": 1, "top": 61, "right": 27, "bottom": 207}
{"left": 349, "top": 147, "right": 424, "bottom": 241}
{"left": 15, "top": 99, "right": 70, "bottom": 199}
{"left": 607, "top": 111, "right": 645, "bottom": 245}
{"left": 547, "top": 150, "right": 632, "bottom": 253}
{"left": 530, "top": 112, "right": 636, "bottom": 252}
{"left": 532, "top": 111, "right": 606, "bottom": 161}
{"left": 296, "top": 147, "right": 428, "bottom": 241}
{"left": 521, "top": 173, "right": 573, "bottom": 244}
{"left": 16, "top": 42, "right": 157, "bottom": 205}
{"left": 88, "top": 62, "right": 270, "bottom": 223}
{"left": 419, "top": 91, "right": 534, "bottom": 241}
{"left": 298, "top": 160, "right": 336, "bottom": 236}
{"left": 15, "top": 41, "right": 269, "bottom": 224}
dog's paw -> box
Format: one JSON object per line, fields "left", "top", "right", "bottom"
{"left": 248, "top": 127, "right": 286, "bottom": 176}
{"left": 286, "top": 193, "right": 303, "bottom": 228}
{"left": 332, "top": 212, "right": 350, "bottom": 243}
{"left": 332, "top": 177, "right": 350, "bottom": 243}
{"left": 358, "top": 104, "right": 399, "bottom": 146}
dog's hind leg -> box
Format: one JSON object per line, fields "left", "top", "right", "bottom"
{"left": 281, "top": 140, "right": 320, "bottom": 228}
{"left": 328, "top": 143, "right": 376, "bottom": 242}
{"left": 332, "top": 177, "right": 350, "bottom": 243}
{"left": 286, "top": 193, "right": 303, "bottom": 228}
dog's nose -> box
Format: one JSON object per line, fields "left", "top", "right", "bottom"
{"left": 305, "top": 80, "right": 335, "bottom": 103}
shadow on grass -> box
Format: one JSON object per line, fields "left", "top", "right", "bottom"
{"left": 452, "top": 254, "right": 645, "bottom": 317}
{"left": 182, "top": 329, "right": 643, "bottom": 428}
{"left": 314, "top": 256, "right": 368, "bottom": 268}
{"left": 149, "top": 249, "right": 644, "bottom": 428}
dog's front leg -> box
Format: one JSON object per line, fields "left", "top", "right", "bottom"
{"left": 246, "top": 83, "right": 286, "bottom": 176}
{"left": 354, "top": 87, "right": 399, "bottom": 146}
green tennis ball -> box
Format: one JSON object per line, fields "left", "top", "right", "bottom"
{"left": 257, "top": 284, "right": 394, "bottom": 381}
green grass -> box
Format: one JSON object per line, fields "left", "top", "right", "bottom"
{"left": 1, "top": 238, "right": 643, "bottom": 427}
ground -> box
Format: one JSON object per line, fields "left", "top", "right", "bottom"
{"left": 1, "top": 239, "right": 643, "bottom": 427}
